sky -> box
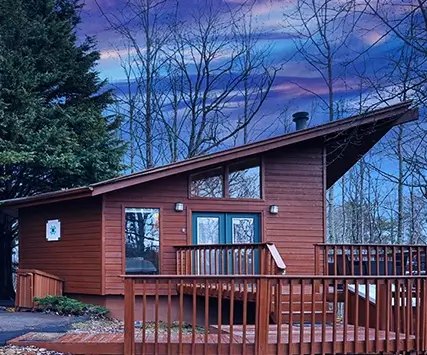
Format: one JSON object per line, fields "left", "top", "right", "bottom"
{"left": 76, "top": 0, "right": 407, "bottom": 132}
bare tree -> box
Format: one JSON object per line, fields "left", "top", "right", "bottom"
{"left": 97, "top": 0, "right": 278, "bottom": 167}
{"left": 97, "top": 0, "right": 173, "bottom": 170}
{"left": 283, "top": 0, "right": 367, "bottom": 242}
{"left": 166, "top": 0, "right": 277, "bottom": 158}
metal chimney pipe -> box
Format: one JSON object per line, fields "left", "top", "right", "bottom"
{"left": 292, "top": 111, "right": 309, "bottom": 131}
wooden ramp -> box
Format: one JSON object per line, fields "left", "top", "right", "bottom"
{"left": 8, "top": 325, "right": 417, "bottom": 355}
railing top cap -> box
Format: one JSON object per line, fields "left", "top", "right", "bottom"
{"left": 174, "top": 242, "right": 272, "bottom": 249}
{"left": 120, "top": 274, "right": 427, "bottom": 280}
{"left": 315, "top": 243, "right": 427, "bottom": 247}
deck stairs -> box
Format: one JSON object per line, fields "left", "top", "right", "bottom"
{"left": 271, "top": 285, "right": 335, "bottom": 324}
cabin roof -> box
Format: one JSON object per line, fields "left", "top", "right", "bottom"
{"left": 0, "top": 101, "right": 418, "bottom": 209}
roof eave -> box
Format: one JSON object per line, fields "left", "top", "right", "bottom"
{"left": 0, "top": 187, "right": 94, "bottom": 209}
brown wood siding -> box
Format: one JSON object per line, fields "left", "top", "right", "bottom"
{"left": 19, "top": 197, "right": 103, "bottom": 295}
{"left": 103, "top": 145, "right": 325, "bottom": 294}
{"left": 264, "top": 145, "right": 324, "bottom": 274}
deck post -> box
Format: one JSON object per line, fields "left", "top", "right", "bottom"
{"left": 256, "top": 277, "right": 271, "bottom": 355}
{"left": 124, "top": 278, "right": 135, "bottom": 355}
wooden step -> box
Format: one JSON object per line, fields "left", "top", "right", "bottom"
{"left": 276, "top": 301, "right": 326, "bottom": 312}
{"left": 273, "top": 292, "right": 325, "bottom": 302}
{"left": 271, "top": 310, "right": 336, "bottom": 324}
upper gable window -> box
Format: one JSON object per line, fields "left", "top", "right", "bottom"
{"left": 190, "top": 159, "right": 261, "bottom": 199}
{"left": 190, "top": 167, "right": 224, "bottom": 198}
{"left": 229, "top": 159, "right": 261, "bottom": 199}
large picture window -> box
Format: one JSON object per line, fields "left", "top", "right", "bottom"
{"left": 189, "top": 158, "right": 261, "bottom": 199}
{"left": 125, "top": 208, "right": 160, "bottom": 275}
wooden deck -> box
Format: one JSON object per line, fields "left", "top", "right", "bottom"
{"left": 8, "top": 324, "right": 417, "bottom": 355}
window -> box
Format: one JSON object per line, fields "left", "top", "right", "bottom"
{"left": 190, "top": 167, "right": 223, "bottom": 198}
{"left": 229, "top": 160, "right": 261, "bottom": 199}
{"left": 189, "top": 159, "right": 261, "bottom": 199}
{"left": 125, "top": 208, "right": 160, "bottom": 275}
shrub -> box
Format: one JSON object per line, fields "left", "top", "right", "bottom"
{"left": 33, "top": 295, "right": 109, "bottom": 319}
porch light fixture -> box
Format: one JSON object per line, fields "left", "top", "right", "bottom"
{"left": 269, "top": 205, "right": 279, "bottom": 214}
{"left": 174, "top": 202, "right": 184, "bottom": 212}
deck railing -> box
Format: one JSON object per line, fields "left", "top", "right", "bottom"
{"left": 123, "top": 274, "right": 427, "bottom": 355}
{"left": 175, "top": 242, "right": 286, "bottom": 276}
{"left": 15, "top": 269, "right": 63, "bottom": 309}
{"left": 315, "top": 244, "right": 427, "bottom": 276}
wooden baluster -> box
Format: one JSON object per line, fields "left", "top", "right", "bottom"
{"left": 310, "top": 278, "right": 315, "bottom": 355}
{"left": 218, "top": 278, "right": 223, "bottom": 353}
{"left": 343, "top": 246, "right": 347, "bottom": 276}
{"left": 167, "top": 280, "right": 172, "bottom": 355}
{"left": 364, "top": 278, "right": 369, "bottom": 353}
{"left": 409, "top": 247, "right": 414, "bottom": 275}
{"left": 324, "top": 246, "right": 329, "bottom": 276}
{"left": 333, "top": 245, "right": 338, "bottom": 276}
{"left": 385, "top": 279, "right": 391, "bottom": 354}
{"left": 375, "top": 279, "right": 380, "bottom": 354}
{"left": 191, "top": 279, "right": 197, "bottom": 354}
{"left": 421, "top": 278, "right": 427, "bottom": 351}
{"left": 225, "top": 247, "right": 229, "bottom": 275}
{"left": 209, "top": 247, "right": 213, "bottom": 275}
{"left": 406, "top": 278, "right": 411, "bottom": 351}
{"left": 321, "top": 278, "right": 326, "bottom": 355}
{"left": 354, "top": 279, "right": 359, "bottom": 354}
{"left": 395, "top": 278, "right": 401, "bottom": 351}
{"left": 179, "top": 279, "right": 184, "bottom": 354}
{"left": 155, "top": 280, "right": 159, "bottom": 355}
{"left": 416, "top": 278, "right": 421, "bottom": 352}
{"left": 124, "top": 278, "right": 135, "bottom": 355}
{"left": 205, "top": 278, "right": 209, "bottom": 355}
{"left": 300, "top": 279, "right": 305, "bottom": 348}
{"left": 385, "top": 246, "right": 389, "bottom": 276}
{"left": 367, "top": 247, "right": 372, "bottom": 275}
{"left": 277, "top": 279, "right": 283, "bottom": 354}
{"left": 243, "top": 279, "right": 248, "bottom": 355}
{"left": 343, "top": 279, "right": 349, "bottom": 355}
{"left": 315, "top": 245, "right": 319, "bottom": 275}
{"left": 251, "top": 247, "right": 255, "bottom": 275}
{"left": 176, "top": 250, "right": 179, "bottom": 275}
{"left": 229, "top": 278, "right": 235, "bottom": 355}
{"left": 238, "top": 246, "right": 242, "bottom": 275}
{"left": 333, "top": 278, "right": 338, "bottom": 354}
{"left": 350, "top": 246, "right": 355, "bottom": 276}
{"left": 289, "top": 279, "right": 294, "bottom": 355}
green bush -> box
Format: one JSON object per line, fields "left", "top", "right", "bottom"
{"left": 33, "top": 295, "right": 109, "bottom": 318}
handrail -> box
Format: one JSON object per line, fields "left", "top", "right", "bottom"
{"left": 315, "top": 242, "right": 427, "bottom": 248}
{"left": 174, "top": 242, "right": 286, "bottom": 276}
{"left": 265, "top": 243, "right": 286, "bottom": 274}
{"left": 174, "top": 242, "right": 269, "bottom": 249}
{"left": 122, "top": 274, "right": 427, "bottom": 280}
{"left": 17, "top": 268, "right": 64, "bottom": 282}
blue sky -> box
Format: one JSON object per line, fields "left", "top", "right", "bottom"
{"left": 77, "top": 0, "right": 409, "bottom": 132}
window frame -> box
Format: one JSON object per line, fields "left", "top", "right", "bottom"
{"left": 188, "top": 157, "right": 264, "bottom": 201}
{"left": 122, "top": 205, "right": 162, "bottom": 275}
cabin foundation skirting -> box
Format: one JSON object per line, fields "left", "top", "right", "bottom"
{"left": 69, "top": 293, "right": 256, "bottom": 323}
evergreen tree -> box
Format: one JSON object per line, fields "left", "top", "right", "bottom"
{"left": 0, "top": 0, "right": 125, "bottom": 299}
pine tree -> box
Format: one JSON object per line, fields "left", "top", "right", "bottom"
{"left": 0, "top": 0, "right": 125, "bottom": 299}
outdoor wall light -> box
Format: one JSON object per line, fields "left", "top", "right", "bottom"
{"left": 269, "top": 205, "right": 279, "bottom": 214}
{"left": 174, "top": 202, "right": 184, "bottom": 212}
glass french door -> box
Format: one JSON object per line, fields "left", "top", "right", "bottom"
{"left": 192, "top": 212, "right": 260, "bottom": 274}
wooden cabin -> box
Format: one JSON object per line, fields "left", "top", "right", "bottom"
{"left": 3, "top": 101, "right": 427, "bottom": 355}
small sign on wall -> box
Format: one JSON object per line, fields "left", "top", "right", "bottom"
{"left": 46, "top": 219, "right": 61, "bottom": 241}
